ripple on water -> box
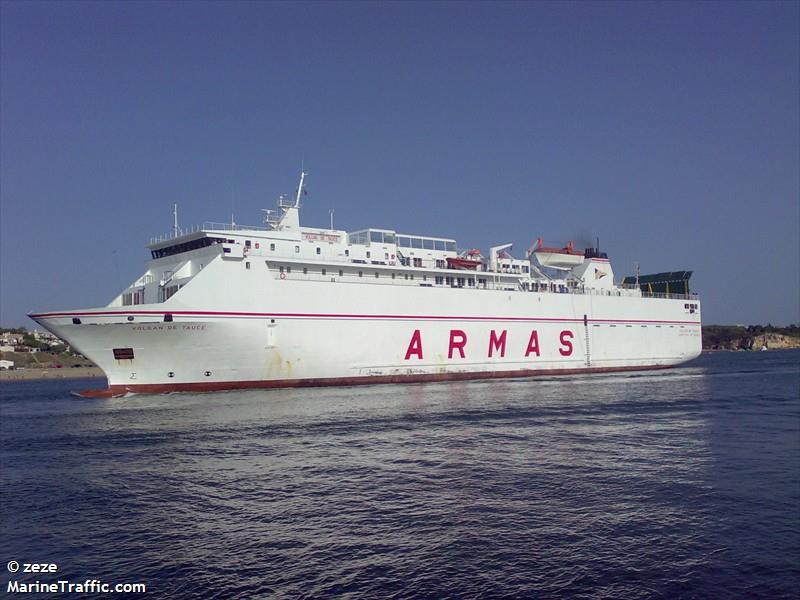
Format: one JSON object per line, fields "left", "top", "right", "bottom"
{"left": 1, "top": 351, "right": 799, "bottom": 598}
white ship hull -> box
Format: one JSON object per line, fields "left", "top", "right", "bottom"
{"left": 31, "top": 263, "right": 701, "bottom": 396}
{"left": 29, "top": 172, "right": 702, "bottom": 396}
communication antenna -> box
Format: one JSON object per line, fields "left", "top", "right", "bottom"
{"left": 173, "top": 203, "right": 179, "bottom": 237}
{"left": 635, "top": 262, "right": 640, "bottom": 286}
{"left": 294, "top": 170, "right": 306, "bottom": 207}
{"left": 330, "top": 208, "right": 335, "bottom": 231}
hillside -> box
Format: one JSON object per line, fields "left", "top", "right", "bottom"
{"left": 0, "top": 350, "right": 95, "bottom": 369}
{"left": 702, "top": 325, "right": 800, "bottom": 351}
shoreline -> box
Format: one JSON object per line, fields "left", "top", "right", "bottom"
{"left": 0, "top": 367, "right": 105, "bottom": 381}
{"left": 3, "top": 349, "right": 798, "bottom": 382}
{"left": 702, "top": 347, "right": 800, "bottom": 353}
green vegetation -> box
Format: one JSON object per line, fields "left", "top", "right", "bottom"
{"left": 744, "top": 324, "right": 800, "bottom": 336}
{"left": 0, "top": 351, "right": 94, "bottom": 369}
{"left": 702, "top": 326, "right": 751, "bottom": 350}
{"left": 21, "top": 332, "right": 51, "bottom": 351}
{"left": 2, "top": 327, "right": 26, "bottom": 334}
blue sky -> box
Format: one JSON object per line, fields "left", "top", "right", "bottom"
{"left": 1, "top": 1, "right": 798, "bottom": 327}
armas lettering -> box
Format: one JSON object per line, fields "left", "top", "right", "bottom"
{"left": 402, "top": 328, "right": 575, "bottom": 360}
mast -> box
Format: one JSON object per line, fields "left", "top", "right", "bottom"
{"left": 173, "top": 203, "right": 178, "bottom": 237}
{"left": 270, "top": 171, "right": 306, "bottom": 231}
{"left": 294, "top": 171, "right": 306, "bottom": 207}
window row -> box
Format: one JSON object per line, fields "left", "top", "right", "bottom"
{"left": 397, "top": 237, "right": 456, "bottom": 251}
{"left": 348, "top": 230, "right": 397, "bottom": 245}
{"left": 273, "top": 266, "right": 505, "bottom": 289}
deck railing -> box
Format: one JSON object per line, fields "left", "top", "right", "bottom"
{"left": 149, "top": 222, "right": 269, "bottom": 244}
{"left": 202, "top": 221, "right": 269, "bottom": 232}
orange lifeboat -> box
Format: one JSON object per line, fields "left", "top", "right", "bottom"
{"left": 447, "top": 249, "right": 483, "bottom": 270}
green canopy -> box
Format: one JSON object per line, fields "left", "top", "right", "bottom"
{"left": 621, "top": 271, "right": 693, "bottom": 295}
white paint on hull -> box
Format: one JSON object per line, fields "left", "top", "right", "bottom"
{"left": 32, "top": 257, "right": 701, "bottom": 389}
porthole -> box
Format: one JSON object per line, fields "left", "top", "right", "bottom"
{"left": 168, "top": 372, "right": 175, "bottom": 378}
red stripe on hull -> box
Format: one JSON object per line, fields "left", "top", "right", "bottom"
{"left": 78, "top": 364, "right": 675, "bottom": 398}
{"left": 30, "top": 310, "right": 701, "bottom": 326}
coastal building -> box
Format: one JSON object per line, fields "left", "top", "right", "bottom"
{"left": 1, "top": 334, "right": 23, "bottom": 346}
{"left": 31, "top": 329, "right": 59, "bottom": 342}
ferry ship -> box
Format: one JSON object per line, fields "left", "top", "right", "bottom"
{"left": 30, "top": 172, "right": 701, "bottom": 397}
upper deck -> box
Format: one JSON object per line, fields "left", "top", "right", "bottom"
{"left": 117, "top": 172, "right": 698, "bottom": 308}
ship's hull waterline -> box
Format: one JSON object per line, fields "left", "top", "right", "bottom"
{"left": 30, "top": 277, "right": 701, "bottom": 398}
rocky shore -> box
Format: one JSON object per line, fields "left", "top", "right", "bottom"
{"left": 702, "top": 326, "right": 800, "bottom": 351}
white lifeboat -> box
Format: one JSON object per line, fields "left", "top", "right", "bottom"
{"left": 533, "top": 238, "right": 585, "bottom": 269}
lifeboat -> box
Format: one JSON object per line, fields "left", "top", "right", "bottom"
{"left": 533, "top": 238, "right": 585, "bottom": 269}
{"left": 447, "top": 249, "right": 482, "bottom": 270}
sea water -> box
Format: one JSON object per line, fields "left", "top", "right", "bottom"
{"left": 1, "top": 351, "right": 798, "bottom": 598}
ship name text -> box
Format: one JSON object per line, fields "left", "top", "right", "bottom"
{"left": 404, "top": 329, "right": 574, "bottom": 360}
{"left": 131, "top": 324, "right": 207, "bottom": 332}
